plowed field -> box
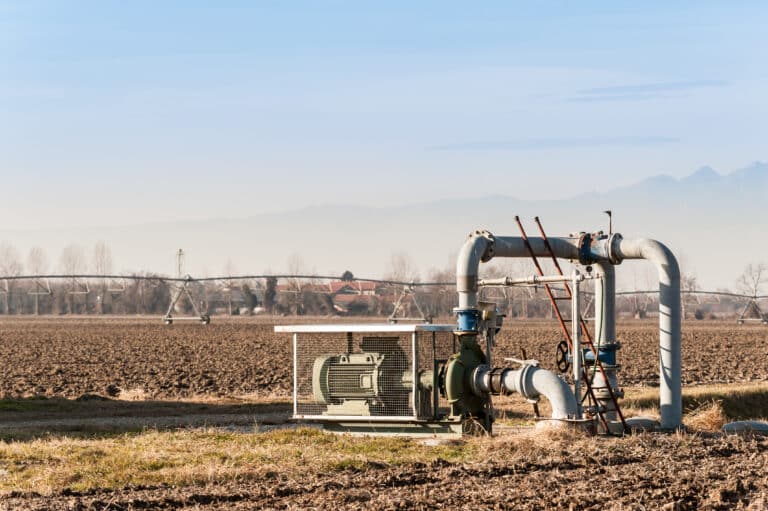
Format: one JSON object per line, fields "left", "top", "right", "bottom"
{"left": 1, "top": 317, "right": 767, "bottom": 510}
{"left": 1, "top": 317, "right": 766, "bottom": 400}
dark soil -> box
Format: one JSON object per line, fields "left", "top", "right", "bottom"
{"left": 1, "top": 433, "right": 767, "bottom": 510}
{"left": 1, "top": 317, "right": 766, "bottom": 401}
{"left": 1, "top": 317, "right": 768, "bottom": 509}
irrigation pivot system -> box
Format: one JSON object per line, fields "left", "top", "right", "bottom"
{"left": 0, "top": 272, "right": 456, "bottom": 324}
{"left": 0, "top": 272, "right": 764, "bottom": 325}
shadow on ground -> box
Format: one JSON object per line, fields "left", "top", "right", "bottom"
{"left": 0, "top": 397, "right": 292, "bottom": 441}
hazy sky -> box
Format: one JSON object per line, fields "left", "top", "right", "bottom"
{"left": 2, "top": 1, "right": 766, "bottom": 230}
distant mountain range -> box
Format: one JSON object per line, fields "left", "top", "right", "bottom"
{"left": 2, "top": 162, "right": 766, "bottom": 290}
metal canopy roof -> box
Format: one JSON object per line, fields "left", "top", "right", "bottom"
{"left": 274, "top": 323, "right": 456, "bottom": 333}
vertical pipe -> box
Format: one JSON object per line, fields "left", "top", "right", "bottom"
{"left": 616, "top": 238, "right": 681, "bottom": 429}
{"left": 571, "top": 272, "right": 582, "bottom": 418}
{"left": 658, "top": 263, "right": 681, "bottom": 430}
{"left": 593, "top": 262, "right": 619, "bottom": 427}
{"left": 293, "top": 333, "right": 298, "bottom": 417}
{"left": 432, "top": 332, "right": 438, "bottom": 419}
{"left": 412, "top": 332, "right": 418, "bottom": 418}
{"left": 593, "top": 263, "right": 616, "bottom": 348}
{"left": 346, "top": 332, "right": 353, "bottom": 353}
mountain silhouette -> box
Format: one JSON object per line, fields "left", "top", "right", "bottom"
{"left": 1, "top": 162, "right": 765, "bottom": 290}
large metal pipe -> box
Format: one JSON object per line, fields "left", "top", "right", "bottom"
{"left": 456, "top": 233, "right": 583, "bottom": 310}
{"left": 456, "top": 230, "right": 683, "bottom": 429}
{"left": 472, "top": 364, "right": 579, "bottom": 421}
{"left": 592, "top": 262, "right": 621, "bottom": 428}
{"left": 456, "top": 231, "right": 494, "bottom": 310}
{"left": 593, "top": 262, "right": 616, "bottom": 345}
{"left": 503, "top": 365, "right": 579, "bottom": 421}
{"left": 613, "top": 238, "right": 681, "bottom": 430}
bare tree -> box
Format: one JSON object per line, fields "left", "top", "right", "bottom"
{"left": 27, "top": 247, "right": 48, "bottom": 275}
{"left": 679, "top": 256, "right": 699, "bottom": 319}
{"left": 60, "top": 244, "right": 87, "bottom": 274}
{"left": 27, "top": 247, "right": 49, "bottom": 315}
{"left": 0, "top": 241, "right": 23, "bottom": 276}
{"left": 0, "top": 242, "right": 23, "bottom": 314}
{"left": 286, "top": 254, "right": 305, "bottom": 276}
{"left": 60, "top": 244, "right": 87, "bottom": 314}
{"left": 386, "top": 252, "right": 418, "bottom": 283}
{"left": 92, "top": 241, "right": 113, "bottom": 275}
{"left": 223, "top": 259, "right": 237, "bottom": 315}
{"left": 737, "top": 263, "right": 766, "bottom": 297}
{"left": 92, "top": 241, "right": 113, "bottom": 314}
{"left": 736, "top": 263, "right": 767, "bottom": 323}
{"left": 285, "top": 254, "right": 305, "bottom": 314}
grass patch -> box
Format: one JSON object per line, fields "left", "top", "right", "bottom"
{"left": 0, "top": 427, "right": 478, "bottom": 495}
{"left": 623, "top": 382, "right": 768, "bottom": 421}
{"left": 2, "top": 383, "right": 766, "bottom": 495}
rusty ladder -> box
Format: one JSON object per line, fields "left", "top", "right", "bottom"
{"left": 514, "top": 216, "right": 628, "bottom": 434}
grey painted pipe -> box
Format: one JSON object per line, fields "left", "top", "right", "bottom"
{"left": 723, "top": 421, "right": 768, "bottom": 434}
{"left": 456, "top": 233, "right": 493, "bottom": 309}
{"left": 613, "top": 238, "right": 681, "bottom": 430}
{"left": 593, "top": 262, "right": 616, "bottom": 346}
{"left": 593, "top": 263, "right": 619, "bottom": 426}
{"left": 455, "top": 230, "right": 682, "bottom": 429}
{"left": 503, "top": 365, "right": 579, "bottom": 420}
{"left": 456, "top": 234, "right": 582, "bottom": 309}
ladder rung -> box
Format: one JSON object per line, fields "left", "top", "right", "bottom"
{"left": 521, "top": 215, "right": 628, "bottom": 434}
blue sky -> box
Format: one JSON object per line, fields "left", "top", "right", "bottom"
{"left": 1, "top": 1, "right": 766, "bottom": 229}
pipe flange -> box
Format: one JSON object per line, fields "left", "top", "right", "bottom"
{"left": 577, "top": 233, "right": 593, "bottom": 265}
{"left": 517, "top": 364, "right": 536, "bottom": 400}
{"left": 469, "top": 230, "right": 496, "bottom": 262}
{"left": 490, "top": 368, "right": 506, "bottom": 395}
{"left": 470, "top": 364, "right": 491, "bottom": 396}
{"left": 606, "top": 233, "right": 624, "bottom": 265}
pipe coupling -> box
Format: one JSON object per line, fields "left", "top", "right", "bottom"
{"left": 577, "top": 232, "right": 623, "bottom": 265}
{"left": 515, "top": 364, "right": 539, "bottom": 399}
{"left": 470, "top": 366, "right": 509, "bottom": 395}
{"left": 468, "top": 230, "right": 496, "bottom": 262}
{"left": 606, "top": 233, "right": 624, "bottom": 265}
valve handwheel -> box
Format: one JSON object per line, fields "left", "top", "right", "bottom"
{"left": 555, "top": 340, "right": 571, "bottom": 373}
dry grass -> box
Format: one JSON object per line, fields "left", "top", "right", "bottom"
{"left": 0, "top": 428, "right": 477, "bottom": 495}
{"left": 685, "top": 401, "right": 727, "bottom": 431}
{"left": 116, "top": 387, "right": 149, "bottom": 401}
{"left": 1, "top": 382, "right": 766, "bottom": 496}
{"left": 623, "top": 381, "right": 768, "bottom": 421}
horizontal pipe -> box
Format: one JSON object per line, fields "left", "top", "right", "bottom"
{"left": 478, "top": 273, "right": 591, "bottom": 287}
{"left": 493, "top": 236, "right": 582, "bottom": 260}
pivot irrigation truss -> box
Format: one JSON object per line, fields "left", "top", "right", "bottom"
{"left": 0, "top": 273, "right": 765, "bottom": 325}
{"left": 0, "top": 273, "right": 456, "bottom": 324}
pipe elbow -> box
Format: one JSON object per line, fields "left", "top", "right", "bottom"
{"left": 503, "top": 365, "right": 579, "bottom": 420}
{"left": 456, "top": 230, "right": 495, "bottom": 309}
{"left": 615, "top": 238, "right": 680, "bottom": 282}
